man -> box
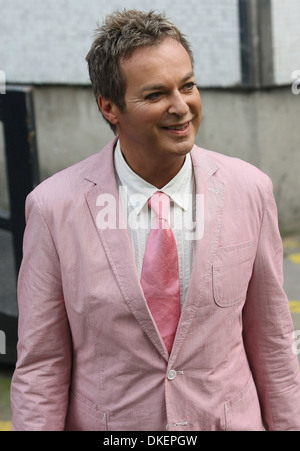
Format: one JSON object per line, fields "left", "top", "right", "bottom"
{"left": 11, "top": 9, "right": 300, "bottom": 431}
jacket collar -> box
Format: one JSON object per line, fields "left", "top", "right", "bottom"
{"left": 84, "top": 137, "right": 219, "bottom": 188}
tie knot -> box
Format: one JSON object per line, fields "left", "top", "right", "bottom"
{"left": 148, "top": 192, "right": 170, "bottom": 222}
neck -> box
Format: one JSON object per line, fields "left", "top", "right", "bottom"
{"left": 120, "top": 151, "right": 186, "bottom": 189}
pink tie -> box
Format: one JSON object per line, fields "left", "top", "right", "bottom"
{"left": 141, "top": 191, "right": 180, "bottom": 354}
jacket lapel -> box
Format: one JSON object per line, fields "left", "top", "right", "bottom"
{"left": 84, "top": 139, "right": 169, "bottom": 361}
{"left": 168, "top": 146, "right": 225, "bottom": 368}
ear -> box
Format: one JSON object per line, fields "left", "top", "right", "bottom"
{"left": 97, "top": 96, "right": 120, "bottom": 125}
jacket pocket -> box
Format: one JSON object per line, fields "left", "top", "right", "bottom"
{"left": 225, "top": 375, "right": 264, "bottom": 431}
{"left": 213, "top": 240, "right": 253, "bottom": 307}
{"left": 65, "top": 391, "right": 108, "bottom": 431}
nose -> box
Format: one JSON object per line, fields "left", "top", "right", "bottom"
{"left": 167, "top": 91, "right": 190, "bottom": 117}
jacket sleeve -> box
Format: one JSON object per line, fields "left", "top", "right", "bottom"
{"left": 10, "top": 191, "right": 72, "bottom": 431}
{"left": 242, "top": 182, "right": 300, "bottom": 431}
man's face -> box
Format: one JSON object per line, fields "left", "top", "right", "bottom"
{"left": 113, "top": 38, "right": 202, "bottom": 166}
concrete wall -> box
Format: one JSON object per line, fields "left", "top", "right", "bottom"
{"left": 0, "top": 0, "right": 241, "bottom": 87}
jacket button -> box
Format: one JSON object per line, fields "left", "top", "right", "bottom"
{"left": 167, "top": 369, "right": 177, "bottom": 380}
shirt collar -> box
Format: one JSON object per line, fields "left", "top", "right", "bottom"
{"left": 114, "top": 140, "right": 193, "bottom": 215}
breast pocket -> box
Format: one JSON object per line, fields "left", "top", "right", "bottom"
{"left": 213, "top": 241, "right": 253, "bottom": 307}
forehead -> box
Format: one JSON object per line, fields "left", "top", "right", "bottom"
{"left": 120, "top": 38, "right": 193, "bottom": 89}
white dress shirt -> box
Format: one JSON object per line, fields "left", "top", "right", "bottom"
{"left": 114, "top": 140, "right": 196, "bottom": 309}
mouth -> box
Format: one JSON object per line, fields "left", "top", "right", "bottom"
{"left": 161, "top": 121, "right": 192, "bottom": 137}
{"left": 163, "top": 121, "right": 191, "bottom": 131}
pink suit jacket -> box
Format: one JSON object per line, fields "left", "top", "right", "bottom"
{"left": 11, "top": 138, "right": 300, "bottom": 431}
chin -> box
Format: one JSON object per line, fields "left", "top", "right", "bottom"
{"left": 173, "top": 138, "right": 195, "bottom": 155}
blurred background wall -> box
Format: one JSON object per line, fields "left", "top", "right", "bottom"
{"left": 0, "top": 0, "right": 300, "bottom": 232}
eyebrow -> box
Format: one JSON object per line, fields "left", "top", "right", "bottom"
{"left": 140, "top": 71, "right": 195, "bottom": 93}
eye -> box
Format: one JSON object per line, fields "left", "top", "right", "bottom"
{"left": 182, "top": 82, "right": 197, "bottom": 91}
{"left": 145, "top": 92, "right": 162, "bottom": 101}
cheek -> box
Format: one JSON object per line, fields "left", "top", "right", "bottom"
{"left": 192, "top": 92, "right": 202, "bottom": 113}
{"left": 130, "top": 105, "right": 160, "bottom": 126}
{"left": 137, "top": 109, "right": 165, "bottom": 133}
{"left": 191, "top": 96, "right": 202, "bottom": 126}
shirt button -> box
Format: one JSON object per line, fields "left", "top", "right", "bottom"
{"left": 167, "top": 369, "right": 177, "bottom": 381}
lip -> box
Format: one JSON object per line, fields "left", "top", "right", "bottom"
{"left": 162, "top": 121, "right": 191, "bottom": 136}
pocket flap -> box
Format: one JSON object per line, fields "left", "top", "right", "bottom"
{"left": 65, "top": 391, "right": 107, "bottom": 431}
